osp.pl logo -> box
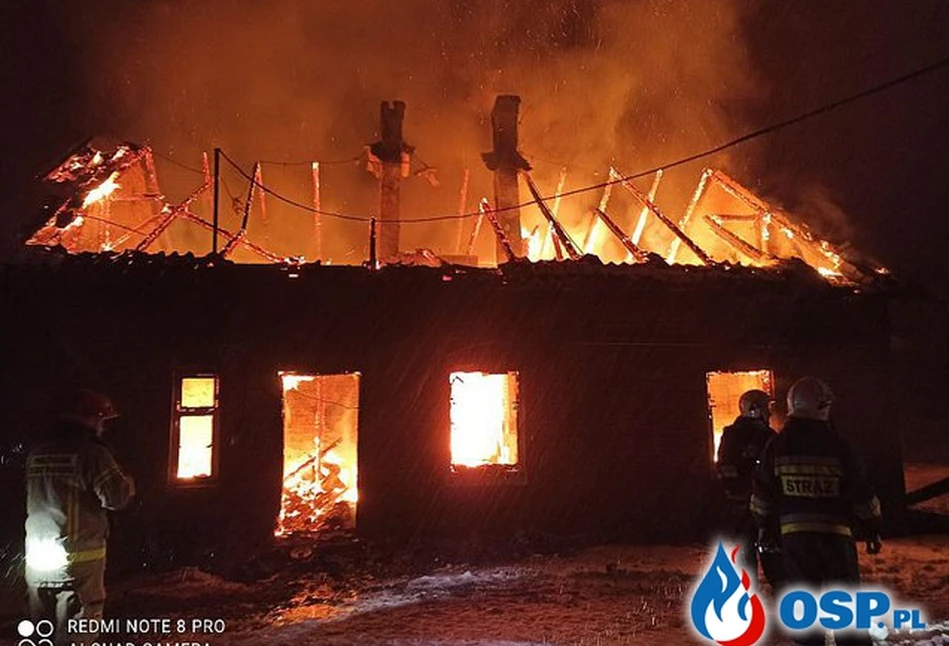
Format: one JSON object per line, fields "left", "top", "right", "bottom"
{"left": 688, "top": 542, "right": 766, "bottom": 646}
{"left": 16, "top": 619, "right": 54, "bottom": 646}
{"left": 687, "top": 540, "right": 929, "bottom": 645}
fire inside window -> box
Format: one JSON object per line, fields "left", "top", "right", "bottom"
{"left": 706, "top": 369, "right": 774, "bottom": 461}
{"left": 173, "top": 375, "right": 219, "bottom": 480}
{"left": 449, "top": 371, "right": 519, "bottom": 472}
{"left": 277, "top": 372, "right": 360, "bottom": 536}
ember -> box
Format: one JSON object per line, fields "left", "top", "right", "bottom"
{"left": 276, "top": 372, "right": 359, "bottom": 536}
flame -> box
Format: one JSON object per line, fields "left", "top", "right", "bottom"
{"left": 82, "top": 171, "right": 121, "bottom": 208}
{"left": 450, "top": 371, "right": 518, "bottom": 468}
{"left": 176, "top": 414, "right": 214, "bottom": 479}
{"left": 276, "top": 372, "right": 359, "bottom": 536}
{"left": 522, "top": 226, "right": 544, "bottom": 262}
{"left": 282, "top": 374, "right": 315, "bottom": 391}
{"left": 32, "top": 141, "right": 871, "bottom": 287}
{"left": 690, "top": 542, "right": 766, "bottom": 646}
{"left": 63, "top": 216, "right": 85, "bottom": 232}
{"left": 707, "top": 370, "right": 773, "bottom": 462}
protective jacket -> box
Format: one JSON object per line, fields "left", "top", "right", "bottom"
{"left": 717, "top": 416, "right": 776, "bottom": 504}
{"left": 25, "top": 420, "right": 135, "bottom": 564}
{"left": 750, "top": 417, "right": 881, "bottom": 538}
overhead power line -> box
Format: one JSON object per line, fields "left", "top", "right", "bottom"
{"left": 216, "top": 53, "right": 949, "bottom": 225}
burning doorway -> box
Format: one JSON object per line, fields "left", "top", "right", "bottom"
{"left": 706, "top": 370, "right": 774, "bottom": 461}
{"left": 277, "top": 372, "right": 360, "bottom": 536}
{"left": 449, "top": 371, "right": 520, "bottom": 473}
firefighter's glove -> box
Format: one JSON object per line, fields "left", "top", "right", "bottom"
{"left": 756, "top": 527, "right": 780, "bottom": 555}
{"left": 866, "top": 534, "right": 883, "bottom": 555}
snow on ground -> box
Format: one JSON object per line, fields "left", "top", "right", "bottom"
{"left": 218, "top": 539, "right": 949, "bottom": 646}
{"left": 1, "top": 538, "right": 948, "bottom": 645}
{"left": 1, "top": 462, "right": 947, "bottom": 645}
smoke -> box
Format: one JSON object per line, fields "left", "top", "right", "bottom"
{"left": 67, "top": 0, "right": 763, "bottom": 261}
{"left": 768, "top": 183, "right": 856, "bottom": 246}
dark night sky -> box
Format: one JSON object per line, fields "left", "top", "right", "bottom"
{"left": 2, "top": 1, "right": 949, "bottom": 294}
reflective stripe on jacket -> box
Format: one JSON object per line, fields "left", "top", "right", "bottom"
{"left": 25, "top": 420, "right": 135, "bottom": 558}
{"left": 750, "top": 417, "right": 881, "bottom": 538}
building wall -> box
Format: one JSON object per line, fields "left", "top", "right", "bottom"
{"left": 0, "top": 259, "right": 902, "bottom": 569}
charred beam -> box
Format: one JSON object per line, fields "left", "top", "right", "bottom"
{"left": 703, "top": 214, "right": 772, "bottom": 263}
{"left": 540, "top": 166, "right": 569, "bottom": 259}
{"left": 667, "top": 168, "right": 713, "bottom": 263}
{"left": 368, "top": 217, "right": 378, "bottom": 269}
{"left": 481, "top": 198, "right": 516, "bottom": 264}
{"left": 180, "top": 211, "right": 282, "bottom": 263}
{"left": 464, "top": 205, "right": 484, "bottom": 257}
{"left": 136, "top": 179, "right": 213, "bottom": 251}
{"left": 631, "top": 169, "right": 662, "bottom": 250}
{"left": 612, "top": 168, "right": 712, "bottom": 265}
{"left": 583, "top": 177, "right": 614, "bottom": 254}
{"left": 524, "top": 173, "right": 581, "bottom": 260}
{"left": 594, "top": 207, "right": 648, "bottom": 262}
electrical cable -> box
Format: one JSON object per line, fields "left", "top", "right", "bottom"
{"left": 216, "top": 52, "right": 949, "bottom": 224}
{"left": 149, "top": 150, "right": 205, "bottom": 175}
{"left": 258, "top": 155, "right": 363, "bottom": 166}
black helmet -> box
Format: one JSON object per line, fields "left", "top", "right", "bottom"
{"left": 739, "top": 389, "right": 772, "bottom": 420}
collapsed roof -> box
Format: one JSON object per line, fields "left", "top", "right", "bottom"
{"left": 23, "top": 137, "right": 888, "bottom": 286}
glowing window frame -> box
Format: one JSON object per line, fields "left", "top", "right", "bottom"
{"left": 169, "top": 373, "right": 220, "bottom": 484}
{"left": 448, "top": 370, "right": 524, "bottom": 480}
{"left": 705, "top": 369, "right": 774, "bottom": 463}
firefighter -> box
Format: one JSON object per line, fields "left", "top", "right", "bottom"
{"left": 751, "top": 377, "right": 883, "bottom": 646}
{"left": 24, "top": 388, "right": 135, "bottom": 646}
{"left": 716, "top": 389, "right": 781, "bottom": 586}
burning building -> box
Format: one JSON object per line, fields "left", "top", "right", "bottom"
{"left": 0, "top": 98, "right": 903, "bottom": 567}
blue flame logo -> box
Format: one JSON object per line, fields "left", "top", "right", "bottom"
{"left": 689, "top": 542, "right": 766, "bottom": 645}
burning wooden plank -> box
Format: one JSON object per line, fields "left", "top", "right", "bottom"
{"left": 703, "top": 214, "right": 774, "bottom": 264}
{"left": 594, "top": 207, "right": 649, "bottom": 263}
{"left": 180, "top": 211, "right": 282, "bottom": 263}
{"left": 611, "top": 168, "right": 712, "bottom": 265}
{"left": 136, "top": 179, "right": 213, "bottom": 251}
{"left": 631, "top": 169, "right": 663, "bottom": 248}
{"left": 524, "top": 173, "right": 581, "bottom": 260}
{"left": 481, "top": 199, "right": 517, "bottom": 264}
{"left": 667, "top": 168, "right": 713, "bottom": 264}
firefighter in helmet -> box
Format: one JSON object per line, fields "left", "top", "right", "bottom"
{"left": 24, "top": 388, "right": 135, "bottom": 646}
{"left": 751, "top": 377, "right": 883, "bottom": 646}
{"left": 716, "top": 389, "right": 782, "bottom": 586}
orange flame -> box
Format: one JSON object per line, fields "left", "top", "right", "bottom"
{"left": 82, "top": 171, "right": 121, "bottom": 208}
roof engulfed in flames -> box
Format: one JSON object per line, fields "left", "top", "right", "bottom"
{"left": 24, "top": 139, "right": 887, "bottom": 286}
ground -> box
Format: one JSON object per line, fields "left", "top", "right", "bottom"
{"left": 2, "top": 463, "right": 948, "bottom": 646}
